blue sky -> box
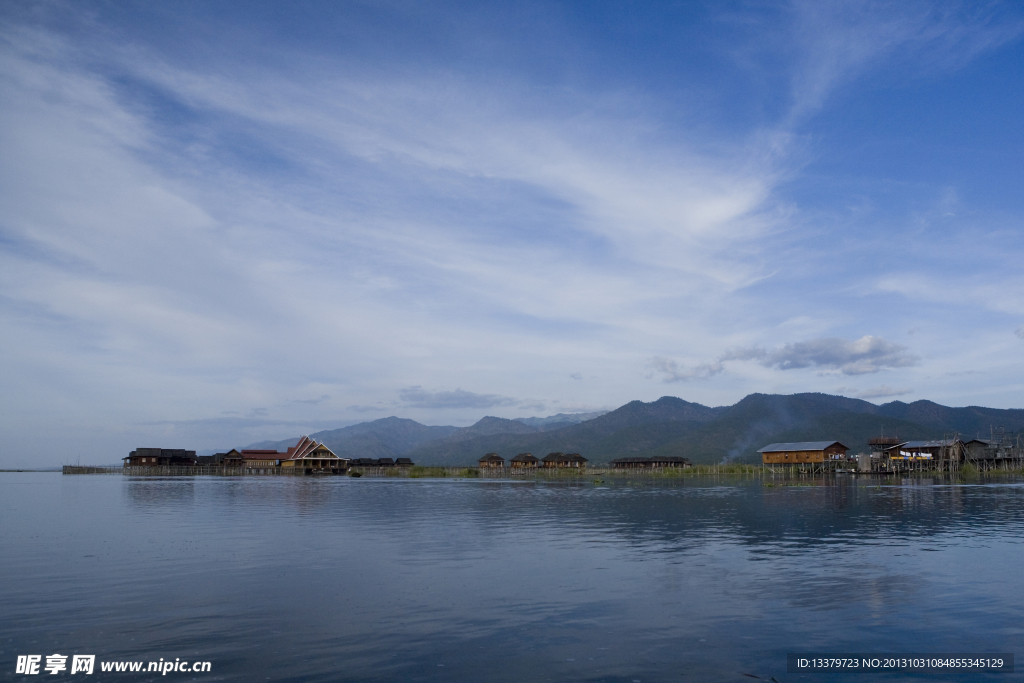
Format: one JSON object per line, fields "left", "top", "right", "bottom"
{"left": 2, "top": 1, "right": 1023, "bottom": 465}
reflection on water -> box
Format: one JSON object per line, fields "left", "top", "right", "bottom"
{"left": 125, "top": 479, "right": 196, "bottom": 508}
{"left": 2, "top": 473, "right": 1022, "bottom": 682}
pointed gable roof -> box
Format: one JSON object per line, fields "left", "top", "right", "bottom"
{"left": 280, "top": 436, "right": 342, "bottom": 461}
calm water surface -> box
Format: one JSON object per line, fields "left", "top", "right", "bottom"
{"left": 2, "top": 473, "right": 1023, "bottom": 682}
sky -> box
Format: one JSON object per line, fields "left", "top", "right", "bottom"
{"left": 2, "top": 1, "right": 1024, "bottom": 466}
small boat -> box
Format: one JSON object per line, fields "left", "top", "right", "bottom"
{"left": 349, "top": 471, "right": 362, "bottom": 478}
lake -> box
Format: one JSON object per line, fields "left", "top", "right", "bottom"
{"left": 2, "top": 472, "right": 1022, "bottom": 681}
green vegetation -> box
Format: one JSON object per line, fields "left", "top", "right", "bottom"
{"left": 406, "top": 466, "right": 480, "bottom": 478}
{"left": 408, "top": 466, "right": 449, "bottom": 478}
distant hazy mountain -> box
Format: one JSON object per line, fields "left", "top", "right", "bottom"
{"left": 403, "top": 394, "right": 1024, "bottom": 466}
{"left": 240, "top": 395, "right": 1024, "bottom": 466}
{"left": 243, "top": 416, "right": 459, "bottom": 460}
{"left": 875, "top": 400, "right": 1024, "bottom": 438}
{"left": 238, "top": 411, "right": 605, "bottom": 458}
{"left": 443, "top": 416, "right": 539, "bottom": 442}
{"left": 514, "top": 411, "right": 608, "bottom": 430}
{"left": 403, "top": 396, "right": 722, "bottom": 465}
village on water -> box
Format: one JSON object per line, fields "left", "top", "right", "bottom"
{"left": 63, "top": 430, "right": 1024, "bottom": 476}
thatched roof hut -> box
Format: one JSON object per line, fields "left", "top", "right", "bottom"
{"left": 566, "top": 453, "right": 588, "bottom": 466}
{"left": 510, "top": 452, "right": 539, "bottom": 467}
{"left": 478, "top": 453, "right": 505, "bottom": 467}
{"left": 541, "top": 452, "right": 566, "bottom": 466}
{"left": 542, "top": 452, "right": 586, "bottom": 468}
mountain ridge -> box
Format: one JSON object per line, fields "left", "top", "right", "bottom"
{"left": 238, "top": 394, "right": 1024, "bottom": 466}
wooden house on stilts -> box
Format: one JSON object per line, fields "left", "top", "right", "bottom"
{"left": 758, "top": 441, "right": 848, "bottom": 473}
{"left": 478, "top": 453, "right": 505, "bottom": 468}
{"left": 510, "top": 453, "right": 539, "bottom": 468}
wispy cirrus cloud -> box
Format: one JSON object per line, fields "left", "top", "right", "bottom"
{"left": 787, "top": 0, "right": 1024, "bottom": 119}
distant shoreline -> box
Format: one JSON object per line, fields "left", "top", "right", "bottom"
{"left": 0, "top": 468, "right": 62, "bottom": 473}
{"left": 51, "top": 464, "right": 1024, "bottom": 480}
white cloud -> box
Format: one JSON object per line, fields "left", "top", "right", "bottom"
{"left": 649, "top": 357, "right": 725, "bottom": 383}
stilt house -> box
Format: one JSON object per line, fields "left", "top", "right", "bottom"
{"left": 240, "top": 450, "right": 282, "bottom": 467}
{"left": 478, "top": 453, "right": 505, "bottom": 468}
{"left": 757, "top": 441, "right": 848, "bottom": 464}
{"left": 541, "top": 452, "right": 588, "bottom": 468}
{"left": 510, "top": 453, "right": 539, "bottom": 468}
{"left": 124, "top": 448, "right": 197, "bottom": 467}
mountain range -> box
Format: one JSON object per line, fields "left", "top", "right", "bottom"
{"left": 242, "top": 393, "right": 1024, "bottom": 466}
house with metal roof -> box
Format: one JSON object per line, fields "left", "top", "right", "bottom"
{"left": 890, "top": 439, "right": 965, "bottom": 462}
{"left": 757, "top": 441, "right": 848, "bottom": 464}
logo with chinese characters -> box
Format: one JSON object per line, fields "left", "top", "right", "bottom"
{"left": 16, "top": 655, "right": 95, "bottom": 675}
